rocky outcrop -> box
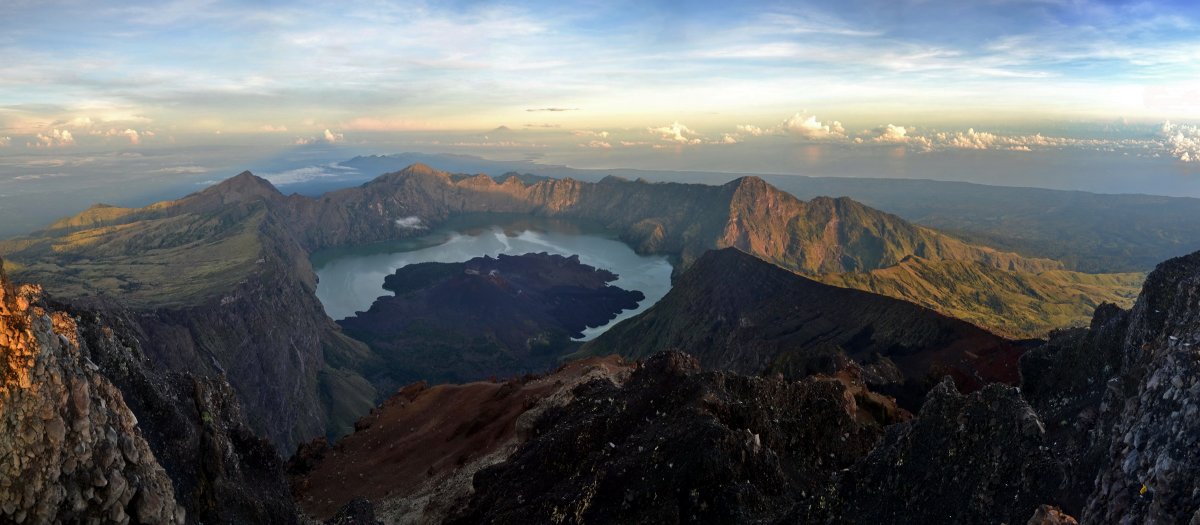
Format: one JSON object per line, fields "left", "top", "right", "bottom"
{"left": 1081, "top": 251, "right": 1200, "bottom": 524}
{"left": 451, "top": 351, "right": 896, "bottom": 524}
{"left": 338, "top": 253, "right": 643, "bottom": 388}
{"left": 833, "top": 379, "right": 1065, "bottom": 524}
{"left": 0, "top": 261, "right": 184, "bottom": 524}
{"left": 1016, "top": 250, "right": 1200, "bottom": 523}
{"left": 290, "top": 356, "right": 633, "bottom": 523}
{"left": 583, "top": 248, "right": 1025, "bottom": 409}
{"left": 1027, "top": 505, "right": 1080, "bottom": 525}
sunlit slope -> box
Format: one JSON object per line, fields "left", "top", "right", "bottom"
{"left": 819, "top": 257, "right": 1142, "bottom": 338}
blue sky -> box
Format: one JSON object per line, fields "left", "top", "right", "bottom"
{"left": 1, "top": 0, "right": 1200, "bottom": 177}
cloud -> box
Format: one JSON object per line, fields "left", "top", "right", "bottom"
{"left": 735, "top": 124, "right": 768, "bottom": 137}
{"left": 395, "top": 216, "right": 426, "bottom": 229}
{"left": 259, "top": 163, "right": 358, "bottom": 185}
{"left": 649, "top": 122, "right": 702, "bottom": 144}
{"left": 524, "top": 123, "right": 560, "bottom": 128}
{"left": 295, "top": 129, "right": 344, "bottom": 145}
{"left": 859, "top": 123, "right": 1166, "bottom": 155}
{"left": 526, "top": 108, "right": 579, "bottom": 112}
{"left": 872, "top": 124, "right": 911, "bottom": 143}
{"left": 573, "top": 130, "right": 610, "bottom": 138}
{"left": 92, "top": 128, "right": 144, "bottom": 144}
{"left": 1161, "top": 121, "right": 1200, "bottom": 163}
{"left": 29, "top": 129, "right": 74, "bottom": 148}
{"left": 261, "top": 124, "right": 289, "bottom": 132}
{"left": 781, "top": 113, "right": 845, "bottom": 140}
{"left": 0, "top": 137, "right": 9, "bottom": 147}
{"left": 580, "top": 140, "right": 612, "bottom": 149}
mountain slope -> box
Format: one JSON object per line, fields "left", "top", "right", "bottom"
{"left": 0, "top": 175, "right": 377, "bottom": 453}
{"left": 820, "top": 256, "right": 1142, "bottom": 338}
{"left": 582, "top": 248, "right": 1025, "bottom": 406}
{"left": 283, "top": 164, "right": 1062, "bottom": 276}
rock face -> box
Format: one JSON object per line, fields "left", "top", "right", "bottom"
{"left": 451, "top": 351, "right": 897, "bottom": 524}
{"left": 584, "top": 248, "right": 1025, "bottom": 409}
{"left": 1017, "top": 250, "right": 1200, "bottom": 523}
{"left": 0, "top": 259, "right": 299, "bottom": 524}
{"left": 1081, "top": 251, "right": 1200, "bottom": 524}
{"left": 338, "top": 253, "right": 643, "bottom": 388}
{"left": 0, "top": 261, "right": 184, "bottom": 524}
{"left": 833, "top": 379, "right": 1065, "bottom": 524}
{"left": 290, "top": 356, "right": 633, "bottom": 523}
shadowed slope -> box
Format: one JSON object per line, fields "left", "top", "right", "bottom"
{"left": 583, "top": 248, "right": 1025, "bottom": 407}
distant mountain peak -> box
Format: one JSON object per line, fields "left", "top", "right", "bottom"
{"left": 208, "top": 171, "right": 281, "bottom": 198}
{"left": 397, "top": 162, "right": 444, "bottom": 176}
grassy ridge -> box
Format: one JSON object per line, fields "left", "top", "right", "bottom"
{"left": 819, "top": 257, "right": 1143, "bottom": 339}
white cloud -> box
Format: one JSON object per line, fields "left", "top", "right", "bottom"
{"left": 781, "top": 113, "right": 845, "bottom": 140}
{"left": 573, "top": 130, "right": 610, "bottom": 138}
{"left": 872, "top": 124, "right": 911, "bottom": 143}
{"left": 859, "top": 123, "right": 1166, "bottom": 155}
{"left": 649, "top": 122, "right": 702, "bottom": 144}
{"left": 123, "top": 129, "right": 140, "bottom": 145}
{"left": 1161, "top": 121, "right": 1200, "bottom": 163}
{"left": 261, "top": 124, "right": 289, "bottom": 132}
{"left": 0, "top": 137, "right": 9, "bottom": 147}
{"left": 735, "top": 124, "right": 768, "bottom": 136}
{"left": 580, "top": 140, "right": 612, "bottom": 149}
{"left": 295, "top": 128, "right": 345, "bottom": 145}
{"left": 29, "top": 129, "right": 74, "bottom": 148}
{"left": 395, "top": 216, "right": 426, "bottom": 229}
{"left": 259, "top": 163, "right": 358, "bottom": 185}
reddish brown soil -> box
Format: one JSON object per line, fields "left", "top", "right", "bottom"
{"left": 291, "top": 356, "right": 631, "bottom": 519}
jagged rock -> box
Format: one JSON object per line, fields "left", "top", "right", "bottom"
{"left": 1027, "top": 504, "right": 1079, "bottom": 524}
{"left": 324, "top": 497, "right": 381, "bottom": 525}
{"left": 451, "top": 351, "right": 895, "bottom": 524}
{"left": 833, "top": 378, "right": 1065, "bottom": 525}
{"left": 0, "top": 259, "right": 184, "bottom": 524}
{"left": 67, "top": 299, "right": 300, "bottom": 524}
{"left": 1081, "top": 251, "right": 1200, "bottom": 524}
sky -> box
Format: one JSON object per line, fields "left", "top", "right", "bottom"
{"left": 3, "top": 0, "right": 1200, "bottom": 233}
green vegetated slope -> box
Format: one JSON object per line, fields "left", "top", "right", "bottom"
{"left": 766, "top": 175, "right": 1200, "bottom": 274}
{"left": 819, "top": 257, "right": 1142, "bottom": 338}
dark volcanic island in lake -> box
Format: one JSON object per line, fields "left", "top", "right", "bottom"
{"left": 337, "top": 252, "right": 645, "bottom": 388}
